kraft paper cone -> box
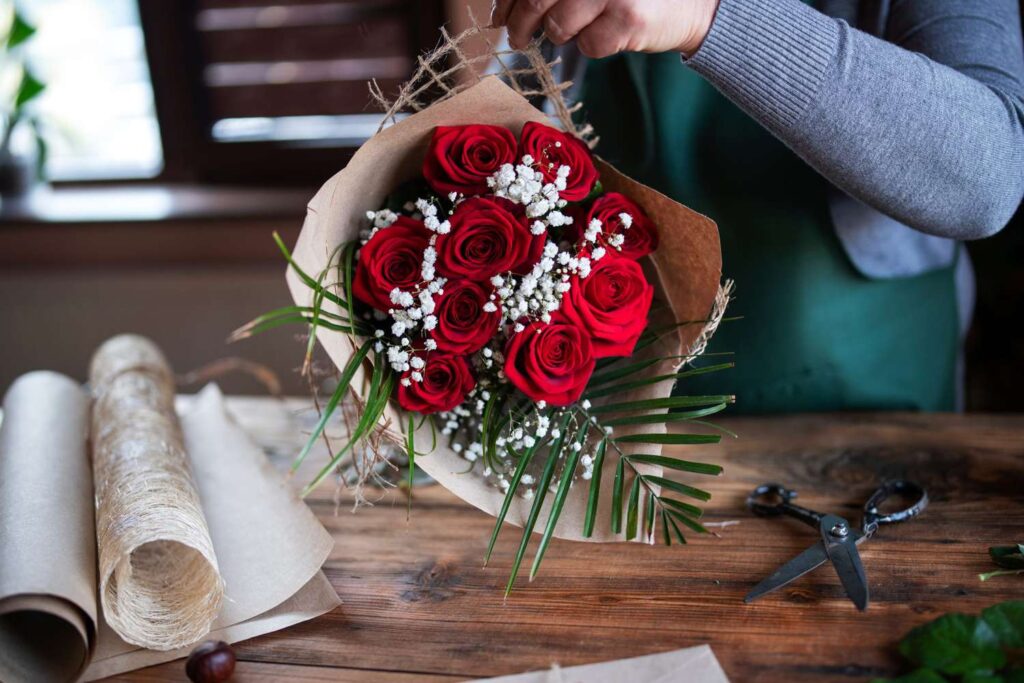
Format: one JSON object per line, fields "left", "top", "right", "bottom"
{"left": 286, "top": 76, "right": 722, "bottom": 543}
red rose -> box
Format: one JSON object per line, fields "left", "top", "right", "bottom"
{"left": 353, "top": 217, "right": 431, "bottom": 312}
{"left": 435, "top": 197, "right": 543, "bottom": 280}
{"left": 584, "top": 192, "right": 659, "bottom": 260}
{"left": 423, "top": 124, "right": 517, "bottom": 196}
{"left": 560, "top": 254, "right": 654, "bottom": 359}
{"left": 504, "top": 316, "right": 596, "bottom": 406}
{"left": 519, "top": 121, "right": 598, "bottom": 202}
{"left": 432, "top": 279, "right": 501, "bottom": 355}
{"left": 397, "top": 353, "right": 475, "bottom": 414}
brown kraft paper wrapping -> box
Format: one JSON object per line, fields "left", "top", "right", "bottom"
{"left": 285, "top": 76, "right": 722, "bottom": 543}
{"left": 0, "top": 371, "right": 95, "bottom": 683}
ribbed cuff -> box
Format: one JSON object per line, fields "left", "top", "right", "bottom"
{"left": 683, "top": 0, "right": 840, "bottom": 130}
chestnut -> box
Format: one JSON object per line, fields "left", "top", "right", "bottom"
{"left": 185, "top": 640, "right": 236, "bottom": 683}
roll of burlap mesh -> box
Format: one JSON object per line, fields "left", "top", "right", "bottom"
{"left": 89, "top": 334, "right": 223, "bottom": 651}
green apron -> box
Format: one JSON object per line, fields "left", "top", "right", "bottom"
{"left": 581, "top": 52, "right": 959, "bottom": 413}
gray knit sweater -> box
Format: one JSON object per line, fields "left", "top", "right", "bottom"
{"left": 682, "top": 0, "right": 1024, "bottom": 280}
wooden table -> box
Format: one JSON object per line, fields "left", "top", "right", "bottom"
{"left": 121, "top": 404, "right": 1024, "bottom": 682}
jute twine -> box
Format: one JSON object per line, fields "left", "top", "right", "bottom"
{"left": 89, "top": 334, "right": 223, "bottom": 651}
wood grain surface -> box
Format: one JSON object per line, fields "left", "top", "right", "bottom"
{"left": 110, "top": 402, "right": 1024, "bottom": 682}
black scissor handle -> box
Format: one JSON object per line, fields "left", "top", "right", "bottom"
{"left": 747, "top": 483, "right": 798, "bottom": 516}
{"left": 862, "top": 480, "right": 928, "bottom": 535}
{"left": 747, "top": 483, "right": 825, "bottom": 528}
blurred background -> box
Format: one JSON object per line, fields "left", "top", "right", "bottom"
{"left": 0, "top": 0, "right": 1021, "bottom": 407}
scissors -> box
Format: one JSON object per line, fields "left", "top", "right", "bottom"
{"left": 743, "top": 480, "right": 928, "bottom": 611}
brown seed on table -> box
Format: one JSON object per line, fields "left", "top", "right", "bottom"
{"left": 186, "top": 640, "right": 236, "bottom": 683}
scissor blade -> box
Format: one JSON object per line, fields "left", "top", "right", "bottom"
{"left": 744, "top": 541, "right": 829, "bottom": 603}
{"left": 826, "top": 534, "right": 870, "bottom": 611}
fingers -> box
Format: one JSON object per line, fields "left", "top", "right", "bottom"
{"left": 490, "top": 0, "right": 516, "bottom": 28}
{"left": 575, "top": 12, "right": 629, "bottom": 58}
{"left": 544, "top": 0, "right": 606, "bottom": 45}
{"left": 504, "top": 0, "right": 560, "bottom": 49}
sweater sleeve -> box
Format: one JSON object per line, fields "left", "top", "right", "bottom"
{"left": 683, "top": 0, "right": 1024, "bottom": 240}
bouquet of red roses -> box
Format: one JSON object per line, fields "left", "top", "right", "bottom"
{"left": 235, "top": 76, "right": 729, "bottom": 592}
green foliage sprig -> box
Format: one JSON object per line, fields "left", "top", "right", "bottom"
{"left": 981, "top": 545, "right": 1024, "bottom": 582}
{"left": 873, "top": 601, "right": 1024, "bottom": 683}
{"left": 1, "top": 6, "right": 47, "bottom": 176}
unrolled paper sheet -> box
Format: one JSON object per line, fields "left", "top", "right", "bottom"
{"left": 0, "top": 372, "right": 339, "bottom": 682}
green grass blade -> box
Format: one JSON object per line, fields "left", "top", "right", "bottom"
{"left": 625, "top": 454, "right": 723, "bottom": 476}
{"left": 642, "top": 475, "right": 712, "bottom": 502}
{"left": 291, "top": 339, "right": 372, "bottom": 473}
{"left": 614, "top": 433, "right": 721, "bottom": 446}
{"left": 302, "top": 354, "right": 392, "bottom": 495}
{"left": 582, "top": 439, "right": 607, "bottom": 538}
{"left": 505, "top": 414, "right": 572, "bottom": 597}
{"left": 625, "top": 474, "right": 641, "bottom": 541}
{"left": 273, "top": 232, "right": 349, "bottom": 308}
{"left": 590, "top": 395, "right": 735, "bottom": 414}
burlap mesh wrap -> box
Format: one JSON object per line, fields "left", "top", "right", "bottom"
{"left": 89, "top": 335, "right": 223, "bottom": 650}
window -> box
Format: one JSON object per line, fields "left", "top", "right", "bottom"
{"left": 11, "top": 0, "right": 163, "bottom": 180}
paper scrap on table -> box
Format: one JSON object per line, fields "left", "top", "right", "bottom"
{"left": 469, "top": 645, "right": 730, "bottom": 683}
{"left": 0, "top": 374, "right": 340, "bottom": 682}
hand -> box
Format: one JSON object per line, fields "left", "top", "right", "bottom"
{"left": 491, "top": 0, "right": 720, "bottom": 58}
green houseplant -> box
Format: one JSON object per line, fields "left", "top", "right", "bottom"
{"left": 1, "top": 5, "right": 46, "bottom": 196}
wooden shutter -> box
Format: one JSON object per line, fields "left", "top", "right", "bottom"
{"left": 139, "top": 0, "right": 444, "bottom": 185}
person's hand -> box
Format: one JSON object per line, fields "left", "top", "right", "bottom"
{"left": 491, "top": 0, "right": 720, "bottom": 58}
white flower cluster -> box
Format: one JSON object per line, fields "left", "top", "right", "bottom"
{"left": 487, "top": 154, "right": 574, "bottom": 232}
{"left": 360, "top": 208, "right": 399, "bottom": 243}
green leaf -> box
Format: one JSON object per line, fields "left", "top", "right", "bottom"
{"left": 660, "top": 509, "right": 672, "bottom": 546}
{"left": 602, "top": 403, "right": 728, "bottom": 427}
{"left": 989, "top": 545, "right": 1024, "bottom": 570}
{"left": 643, "top": 487, "right": 656, "bottom": 541}
{"left": 898, "top": 613, "right": 1005, "bottom": 676}
{"left": 405, "top": 412, "right": 416, "bottom": 519}
{"left": 5, "top": 11, "right": 36, "bottom": 49}
{"left": 659, "top": 496, "right": 705, "bottom": 519}
{"left": 611, "top": 455, "right": 625, "bottom": 534}
{"left": 582, "top": 439, "right": 607, "bottom": 538}
{"left": 665, "top": 508, "right": 708, "bottom": 534}
{"left": 505, "top": 413, "right": 572, "bottom": 596}
{"left": 614, "top": 433, "right": 721, "bottom": 446}
{"left": 962, "top": 673, "right": 1005, "bottom": 683}
{"left": 14, "top": 69, "right": 45, "bottom": 108}
{"left": 665, "top": 511, "right": 687, "bottom": 544}
{"left": 582, "top": 363, "right": 734, "bottom": 400}
{"left": 590, "top": 395, "right": 735, "bottom": 415}
{"left": 626, "top": 454, "right": 723, "bottom": 476}
{"left": 624, "top": 473, "right": 641, "bottom": 541}
{"left": 981, "top": 601, "right": 1024, "bottom": 649}
{"left": 291, "top": 339, "right": 372, "bottom": 474}
{"left": 870, "top": 669, "right": 950, "bottom": 683}
{"left": 529, "top": 426, "right": 587, "bottom": 580}
{"left": 484, "top": 433, "right": 541, "bottom": 566}
{"left": 641, "top": 475, "right": 711, "bottom": 502}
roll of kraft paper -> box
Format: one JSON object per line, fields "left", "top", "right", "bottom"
{"left": 89, "top": 334, "right": 224, "bottom": 650}
{"left": 0, "top": 371, "right": 96, "bottom": 683}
